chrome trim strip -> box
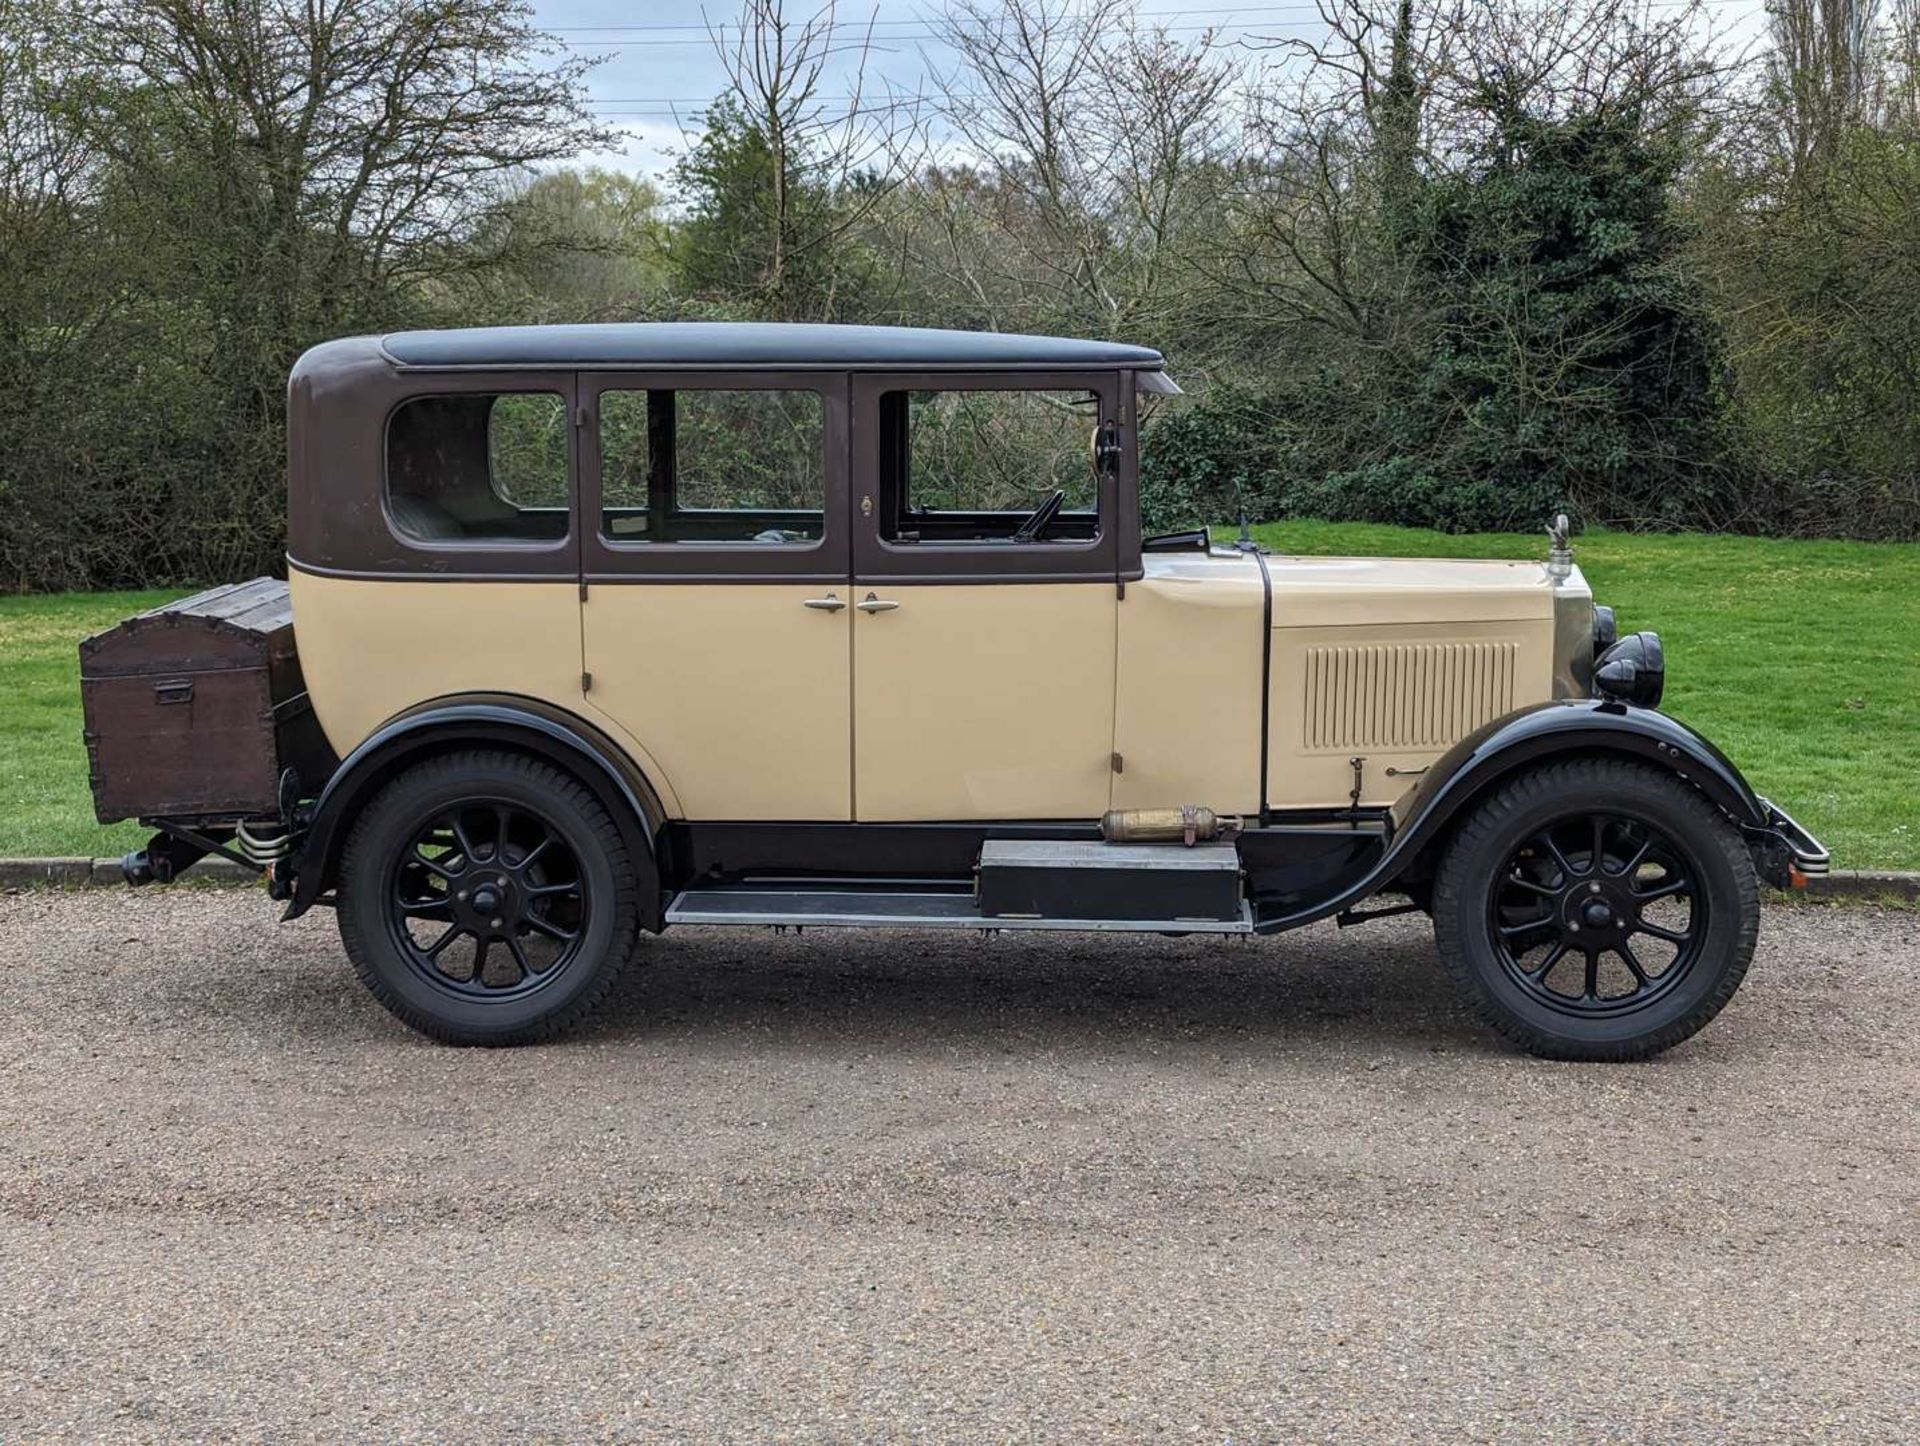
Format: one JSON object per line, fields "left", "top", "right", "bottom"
{"left": 979, "top": 840, "right": 1240, "bottom": 871}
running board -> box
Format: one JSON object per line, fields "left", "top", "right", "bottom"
{"left": 665, "top": 889, "right": 1255, "bottom": 934}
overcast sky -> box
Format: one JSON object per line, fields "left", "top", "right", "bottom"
{"left": 532, "top": 3, "right": 1441, "bottom": 177}
{"left": 536, "top": 1, "right": 1770, "bottom": 181}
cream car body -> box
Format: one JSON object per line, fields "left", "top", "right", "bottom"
{"left": 291, "top": 545, "right": 1586, "bottom": 823}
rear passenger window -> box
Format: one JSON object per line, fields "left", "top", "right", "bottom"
{"left": 385, "top": 393, "right": 569, "bottom": 544}
{"left": 598, "top": 388, "right": 824, "bottom": 544}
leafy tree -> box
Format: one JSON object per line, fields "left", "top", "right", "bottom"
{"left": 464, "top": 168, "right": 672, "bottom": 323}
{"left": 0, "top": 0, "right": 604, "bottom": 589}
{"left": 671, "top": 1, "right": 906, "bottom": 321}
{"left": 1691, "top": 125, "right": 1920, "bottom": 536}
{"left": 674, "top": 96, "right": 834, "bottom": 315}
{"left": 1403, "top": 102, "right": 1730, "bottom": 528}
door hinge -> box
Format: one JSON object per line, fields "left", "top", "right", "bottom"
{"left": 1117, "top": 579, "right": 1126, "bottom": 600}
{"left": 575, "top": 405, "right": 590, "bottom": 429}
{"left": 579, "top": 580, "right": 589, "bottom": 603}
{"left": 581, "top": 671, "right": 593, "bottom": 693}
{"left": 1111, "top": 751, "right": 1124, "bottom": 775}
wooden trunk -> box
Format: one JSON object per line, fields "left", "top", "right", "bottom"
{"left": 79, "top": 578, "right": 335, "bottom": 825}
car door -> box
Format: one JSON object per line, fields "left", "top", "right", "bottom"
{"left": 578, "top": 371, "right": 853, "bottom": 820}
{"left": 848, "top": 371, "right": 1122, "bottom": 821}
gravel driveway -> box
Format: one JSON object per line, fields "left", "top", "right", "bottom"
{"left": 0, "top": 887, "right": 1914, "bottom": 1442}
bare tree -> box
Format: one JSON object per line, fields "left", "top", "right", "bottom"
{"left": 1442, "top": 0, "right": 1727, "bottom": 134}
{"left": 690, "top": 0, "right": 920, "bottom": 316}
{"left": 1088, "top": 20, "right": 1242, "bottom": 331}
{"left": 0, "top": 1, "right": 91, "bottom": 231}
{"left": 76, "top": 0, "right": 606, "bottom": 308}
{"left": 1767, "top": 0, "right": 1884, "bottom": 171}
{"left": 1, "top": 0, "right": 607, "bottom": 587}
{"left": 1219, "top": 0, "right": 1457, "bottom": 346}
{"left": 921, "top": 0, "right": 1241, "bottom": 338}
{"left": 1892, "top": 0, "right": 1920, "bottom": 124}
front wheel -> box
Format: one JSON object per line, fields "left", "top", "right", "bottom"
{"left": 1432, "top": 759, "right": 1759, "bottom": 1061}
{"left": 336, "top": 750, "right": 640, "bottom": 1045}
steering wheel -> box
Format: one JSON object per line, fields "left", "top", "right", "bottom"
{"left": 1011, "top": 488, "right": 1067, "bottom": 544}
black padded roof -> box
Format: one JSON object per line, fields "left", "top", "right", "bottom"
{"left": 380, "top": 322, "right": 1164, "bottom": 371}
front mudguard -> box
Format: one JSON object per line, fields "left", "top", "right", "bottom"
{"left": 1392, "top": 699, "right": 1761, "bottom": 840}
{"left": 1256, "top": 699, "right": 1829, "bottom": 931}
{"left": 1385, "top": 699, "right": 1831, "bottom": 891}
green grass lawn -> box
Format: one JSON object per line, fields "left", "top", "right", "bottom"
{"left": 0, "top": 590, "right": 188, "bottom": 858}
{"left": 1, "top": 523, "right": 1914, "bottom": 868}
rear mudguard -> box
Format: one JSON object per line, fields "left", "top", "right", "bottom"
{"left": 1254, "top": 699, "right": 1801, "bottom": 932}
{"left": 284, "top": 695, "right": 667, "bottom": 927}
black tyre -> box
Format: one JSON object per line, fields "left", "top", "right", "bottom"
{"left": 337, "top": 750, "right": 639, "bottom": 1045}
{"left": 1432, "top": 759, "right": 1759, "bottom": 1062}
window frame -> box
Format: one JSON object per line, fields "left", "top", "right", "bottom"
{"left": 375, "top": 370, "right": 580, "bottom": 577}
{"left": 850, "top": 370, "right": 1125, "bottom": 583}
{"left": 580, "top": 370, "right": 849, "bottom": 582}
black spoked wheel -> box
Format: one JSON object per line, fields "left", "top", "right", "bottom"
{"left": 338, "top": 750, "right": 642, "bottom": 1046}
{"left": 1434, "top": 759, "right": 1759, "bottom": 1062}
{"left": 388, "top": 801, "right": 591, "bottom": 1003}
{"left": 1491, "top": 812, "right": 1705, "bottom": 1018}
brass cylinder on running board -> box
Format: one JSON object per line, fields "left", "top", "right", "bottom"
{"left": 1100, "top": 806, "right": 1242, "bottom": 846}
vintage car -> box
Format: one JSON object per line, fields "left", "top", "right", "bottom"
{"left": 79, "top": 323, "right": 1828, "bottom": 1059}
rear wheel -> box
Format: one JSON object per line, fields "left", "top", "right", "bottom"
{"left": 1432, "top": 759, "right": 1758, "bottom": 1061}
{"left": 337, "top": 750, "right": 639, "bottom": 1045}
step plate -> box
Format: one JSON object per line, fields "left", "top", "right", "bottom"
{"left": 978, "top": 839, "right": 1243, "bottom": 924}
{"left": 665, "top": 889, "right": 1255, "bottom": 934}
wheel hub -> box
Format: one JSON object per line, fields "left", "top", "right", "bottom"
{"left": 454, "top": 872, "right": 521, "bottom": 933}
{"left": 1559, "top": 876, "right": 1634, "bottom": 944}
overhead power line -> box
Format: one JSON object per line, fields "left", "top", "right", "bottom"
{"left": 551, "top": 0, "right": 1753, "bottom": 34}
{"left": 563, "top": 22, "right": 1288, "bottom": 48}
{"left": 553, "top": 0, "right": 1754, "bottom": 44}
{"left": 551, "top": 4, "right": 1334, "bottom": 31}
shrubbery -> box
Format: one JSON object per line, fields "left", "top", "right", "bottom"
{"left": 4, "top": 0, "right": 1919, "bottom": 590}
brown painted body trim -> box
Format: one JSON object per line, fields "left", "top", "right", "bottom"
{"left": 287, "top": 339, "right": 1151, "bottom": 585}
{"left": 289, "top": 555, "right": 572, "bottom": 584}
{"left": 289, "top": 339, "right": 584, "bottom": 578}
{"left": 290, "top": 558, "right": 1149, "bottom": 587}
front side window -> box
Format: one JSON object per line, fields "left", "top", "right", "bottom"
{"left": 384, "top": 392, "right": 569, "bottom": 544}
{"left": 878, "top": 388, "right": 1102, "bottom": 545}
{"left": 599, "top": 388, "right": 825, "bottom": 545}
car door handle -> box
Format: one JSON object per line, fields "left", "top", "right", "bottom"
{"left": 801, "top": 594, "right": 847, "bottom": 612}
{"left": 856, "top": 595, "right": 900, "bottom": 613}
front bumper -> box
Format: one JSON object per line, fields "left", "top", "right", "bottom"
{"left": 1743, "top": 800, "right": 1832, "bottom": 889}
